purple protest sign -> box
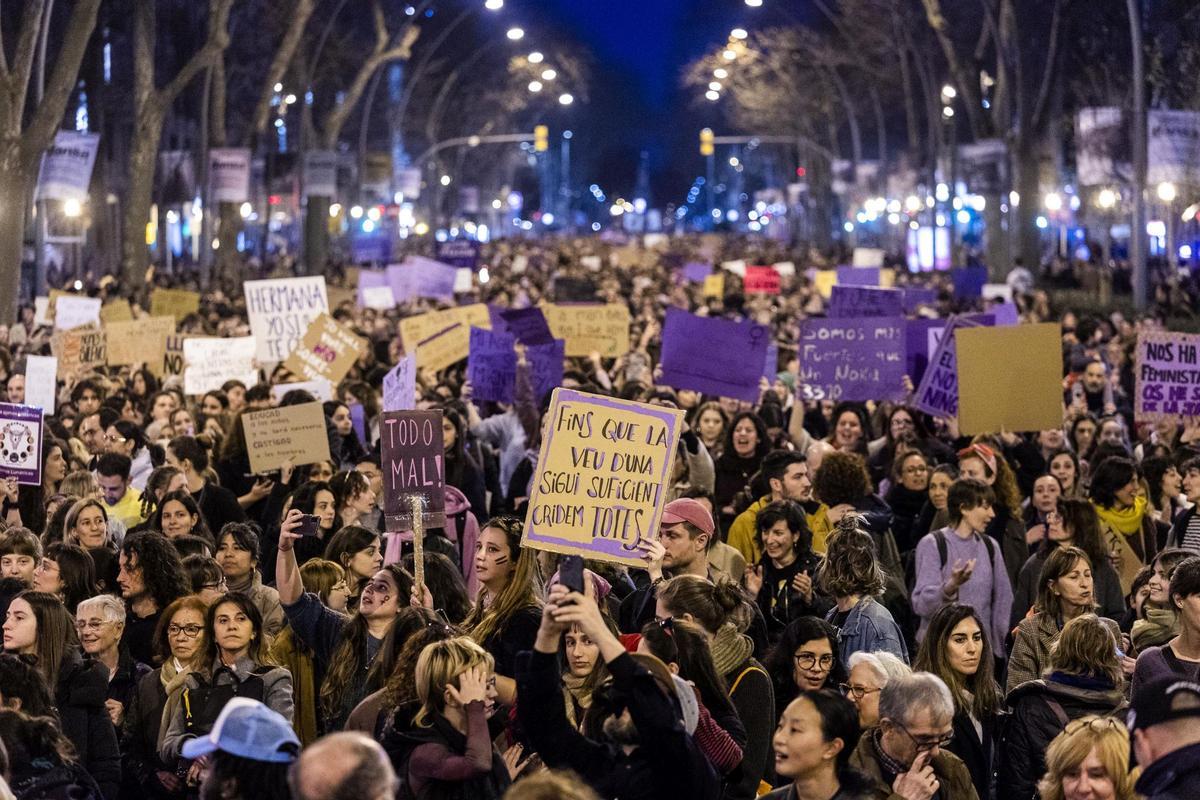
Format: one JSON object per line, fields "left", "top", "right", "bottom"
{"left": 829, "top": 286, "right": 905, "bottom": 318}
{"left": 528, "top": 339, "right": 565, "bottom": 401}
{"left": 798, "top": 318, "right": 906, "bottom": 403}
{"left": 349, "top": 403, "right": 368, "bottom": 446}
{"left": 467, "top": 327, "right": 517, "bottom": 404}
{"left": 836, "top": 266, "right": 881, "bottom": 286}
{"left": 380, "top": 409, "right": 445, "bottom": 531}
{"left": 498, "top": 307, "right": 554, "bottom": 345}
{"left": 388, "top": 257, "right": 458, "bottom": 302}
{"left": 435, "top": 239, "right": 481, "bottom": 269}
{"left": 350, "top": 236, "right": 391, "bottom": 264}
{"left": 383, "top": 353, "right": 417, "bottom": 411}
{"left": 952, "top": 266, "right": 988, "bottom": 298}
{"left": 659, "top": 307, "right": 770, "bottom": 402}
{"left": 913, "top": 317, "right": 966, "bottom": 418}
{"left": 1134, "top": 331, "right": 1200, "bottom": 420}
{"left": 991, "top": 302, "right": 1019, "bottom": 326}
{"left": 763, "top": 343, "right": 779, "bottom": 382}
{"left": 0, "top": 403, "right": 43, "bottom": 485}
{"left": 682, "top": 261, "right": 713, "bottom": 282}
{"left": 905, "top": 314, "right": 994, "bottom": 385}
{"left": 356, "top": 270, "right": 389, "bottom": 307}
{"left": 902, "top": 287, "right": 938, "bottom": 313}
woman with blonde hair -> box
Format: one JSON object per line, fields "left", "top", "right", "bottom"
{"left": 1037, "top": 716, "right": 1136, "bottom": 800}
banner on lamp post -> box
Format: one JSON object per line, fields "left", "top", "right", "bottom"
{"left": 209, "top": 148, "right": 252, "bottom": 203}
{"left": 303, "top": 150, "right": 338, "bottom": 197}
{"left": 36, "top": 131, "right": 100, "bottom": 202}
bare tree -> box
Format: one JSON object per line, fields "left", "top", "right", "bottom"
{"left": 0, "top": 0, "right": 102, "bottom": 323}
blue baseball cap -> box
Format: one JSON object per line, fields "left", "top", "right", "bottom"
{"left": 182, "top": 698, "right": 299, "bottom": 764}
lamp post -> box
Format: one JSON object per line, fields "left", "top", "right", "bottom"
{"left": 1158, "top": 181, "right": 1177, "bottom": 269}
{"left": 1128, "top": 0, "right": 1148, "bottom": 308}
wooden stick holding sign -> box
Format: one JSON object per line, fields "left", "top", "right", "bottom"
{"left": 411, "top": 494, "right": 425, "bottom": 600}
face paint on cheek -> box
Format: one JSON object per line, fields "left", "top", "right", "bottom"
{"left": 492, "top": 556, "right": 509, "bottom": 566}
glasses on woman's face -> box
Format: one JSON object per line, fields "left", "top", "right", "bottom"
{"left": 839, "top": 682, "right": 881, "bottom": 700}
{"left": 75, "top": 619, "right": 113, "bottom": 633}
{"left": 168, "top": 624, "right": 203, "bottom": 638}
{"left": 793, "top": 652, "right": 834, "bottom": 671}
{"left": 200, "top": 578, "right": 227, "bottom": 593}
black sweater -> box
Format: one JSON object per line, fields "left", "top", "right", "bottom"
{"left": 57, "top": 654, "right": 122, "bottom": 800}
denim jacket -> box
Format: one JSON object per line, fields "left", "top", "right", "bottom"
{"left": 826, "top": 596, "right": 909, "bottom": 664}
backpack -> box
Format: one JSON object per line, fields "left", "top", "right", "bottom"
{"left": 933, "top": 528, "right": 996, "bottom": 569}
{"left": 182, "top": 665, "right": 274, "bottom": 736}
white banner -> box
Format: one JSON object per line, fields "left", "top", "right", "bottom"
{"left": 361, "top": 285, "right": 396, "bottom": 310}
{"left": 209, "top": 147, "right": 252, "bottom": 203}
{"left": 396, "top": 167, "right": 421, "bottom": 199}
{"left": 304, "top": 150, "right": 338, "bottom": 197}
{"left": 24, "top": 356, "right": 58, "bottom": 414}
{"left": 244, "top": 276, "right": 329, "bottom": 362}
{"left": 184, "top": 337, "right": 258, "bottom": 395}
{"left": 53, "top": 296, "right": 101, "bottom": 330}
{"left": 1148, "top": 109, "right": 1200, "bottom": 186}
{"left": 36, "top": 131, "right": 100, "bottom": 202}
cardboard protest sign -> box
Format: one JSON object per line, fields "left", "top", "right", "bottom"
{"left": 744, "top": 266, "right": 781, "bottom": 294}
{"left": 184, "top": 337, "right": 258, "bottom": 396}
{"left": 467, "top": 327, "right": 517, "bottom": 404}
{"left": 497, "top": 307, "right": 553, "bottom": 345}
{"left": 905, "top": 314, "right": 993, "bottom": 385}
{"left": 150, "top": 288, "right": 201, "bottom": 322}
{"left": 521, "top": 389, "right": 683, "bottom": 567}
{"left": 98, "top": 300, "right": 133, "bottom": 324}
{"left": 829, "top": 286, "right": 905, "bottom": 318}
{"left": 956, "top": 323, "right": 1063, "bottom": 434}
{"left": 0, "top": 404, "right": 43, "bottom": 485}
{"left": 152, "top": 335, "right": 186, "bottom": 379}
{"left": 660, "top": 308, "right": 769, "bottom": 402}
{"left": 380, "top": 410, "right": 445, "bottom": 530}
{"left": 912, "top": 316, "right": 999, "bottom": 419}
{"left": 1134, "top": 330, "right": 1200, "bottom": 420}
{"left": 763, "top": 343, "right": 779, "bottom": 382}
{"left": 23, "top": 356, "right": 57, "bottom": 414}
{"left": 283, "top": 312, "right": 367, "bottom": 385}
{"left": 703, "top": 273, "right": 725, "bottom": 298}
{"left": 242, "top": 402, "right": 331, "bottom": 474}
{"left": 798, "top": 318, "right": 906, "bottom": 403}
{"left": 53, "top": 296, "right": 101, "bottom": 330}
{"left": 399, "top": 304, "right": 491, "bottom": 350}
{"left": 51, "top": 327, "right": 106, "bottom": 375}
{"left": 383, "top": 353, "right": 417, "bottom": 412}
{"left": 244, "top": 276, "right": 330, "bottom": 362}
{"left": 361, "top": 286, "right": 396, "bottom": 310}
{"left": 529, "top": 339, "right": 565, "bottom": 402}
{"left": 270, "top": 380, "right": 333, "bottom": 404}
{"left": 106, "top": 316, "right": 175, "bottom": 367}
{"left": 356, "top": 270, "right": 388, "bottom": 307}
{"left": 543, "top": 303, "right": 631, "bottom": 358}
{"left": 416, "top": 323, "right": 470, "bottom": 372}
{"left": 36, "top": 131, "right": 99, "bottom": 201}
{"left": 682, "top": 262, "right": 712, "bottom": 282}
{"left": 812, "top": 270, "right": 837, "bottom": 299}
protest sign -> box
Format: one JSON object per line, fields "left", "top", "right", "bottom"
{"left": 380, "top": 410, "right": 445, "bottom": 531}
{"left": 467, "top": 327, "right": 517, "bottom": 403}
{"left": 0, "top": 404, "right": 43, "bottom": 485}
{"left": 349, "top": 403, "right": 367, "bottom": 446}
{"left": 498, "top": 307, "right": 554, "bottom": 345}
{"left": 721, "top": 260, "right": 746, "bottom": 277}
{"left": 1134, "top": 330, "right": 1200, "bottom": 420}
{"left": 435, "top": 239, "right": 480, "bottom": 270}
{"left": 905, "top": 314, "right": 994, "bottom": 385}
{"left": 151, "top": 335, "right": 187, "bottom": 379}
{"left": 383, "top": 353, "right": 417, "bottom": 412}
{"left": 242, "top": 402, "right": 331, "bottom": 474}
{"left": 98, "top": 299, "right": 133, "bottom": 324}
{"left": 981, "top": 283, "right": 1014, "bottom": 303}
{"left": 852, "top": 247, "right": 885, "bottom": 267}
{"left": 912, "top": 316, "right": 997, "bottom": 419}
{"left": 208, "top": 148, "right": 251, "bottom": 203}
{"left": 351, "top": 235, "right": 391, "bottom": 264}
{"left": 553, "top": 276, "right": 597, "bottom": 302}
{"left": 529, "top": 339, "right": 566, "bottom": 402}
{"left": 36, "top": 131, "right": 100, "bottom": 201}
{"left": 303, "top": 150, "right": 338, "bottom": 197}
{"left": 581, "top": 255, "right": 603, "bottom": 271}
{"left": 812, "top": 270, "right": 837, "bottom": 298}
{"left": 454, "top": 268, "right": 473, "bottom": 294}
{"left": 244, "top": 276, "right": 329, "bottom": 362}
{"left": 184, "top": 337, "right": 258, "bottom": 396}
{"left": 416, "top": 323, "right": 470, "bottom": 372}
{"left": 952, "top": 266, "right": 988, "bottom": 298}
{"left": 957, "top": 323, "right": 1063, "bottom": 434}
{"left": 270, "top": 380, "right": 333, "bottom": 404}
{"left": 24, "top": 356, "right": 57, "bottom": 414}
{"left": 682, "top": 262, "right": 712, "bottom": 282}
{"left": 829, "top": 286, "right": 905, "bottom": 318}
{"left": 763, "top": 343, "right": 779, "bottom": 382}
{"left": 543, "top": 303, "right": 631, "bottom": 358}
{"left": 798, "top": 318, "right": 906, "bottom": 403}
{"left": 702, "top": 273, "right": 725, "bottom": 298}
{"left": 399, "top": 304, "right": 491, "bottom": 350}
{"left": 51, "top": 327, "right": 105, "bottom": 375}
{"left": 521, "top": 389, "right": 683, "bottom": 567}
{"left": 107, "top": 316, "right": 174, "bottom": 367}
{"left": 902, "top": 287, "right": 938, "bottom": 313}
{"left": 150, "top": 288, "right": 201, "bottom": 322}
{"left": 744, "top": 266, "right": 782, "bottom": 294}
{"left": 660, "top": 308, "right": 769, "bottom": 402}
{"left": 283, "top": 313, "right": 367, "bottom": 385}
{"left": 773, "top": 261, "right": 797, "bottom": 277}
{"left": 356, "top": 269, "right": 388, "bottom": 307}
{"left": 361, "top": 286, "right": 396, "bottom": 310}
{"left": 34, "top": 296, "right": 51, "bottom": 326}
{"left": 54, "top": 296, "right": 100, "bottom": 330}
{"left": 990, "top": 302, "right": 1019, "bottom": 326}
{"left": 388, "top": 257, "right": 458, "bottom": 302}
{"left": 835, "top": 266, "right": 881, "bottom": 287}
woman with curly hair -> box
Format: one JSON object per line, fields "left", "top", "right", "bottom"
{"left": 819, "top": 516, "right": 909, "bottom": 663}
{"left": 118, "top": 531, "right": 191, "bottom": 667}
{"left": 763, "top": 616, "right": 847, "bottom": 712}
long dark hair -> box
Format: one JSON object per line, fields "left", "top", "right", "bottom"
{"left": 7, "top": 592, "right": 77, "bottom": 688}
{"left": 152, "top": 490, "right": 213, "bottom": 544}
{"left": 121, "top": 531, "right": 189, "bottom": 613}
{"left": 1045, "top": 497, "right": 1109, "bottom": 567}
{"left": 1088, "top": 457, "right": 1138, "bottom": 509}
{"left": 720, "top": 411, "right": 770, "bottom": 464}
{"left": 402, "top": 552, "right": 471, "bottom": 624}
{"left": 913, "top": 604, "right": 1001, "bottom": 718}
{"left": 640, "top": 617, "right": 738, "bottom": 722}
{"left": 201, "top": 751, "right": 294, "bottom": 800}
{"left": 197, "top": 593, "right": 273, "bottom": 672}
{"left": 765, "top": 616, "right": 847, "bottom": 700}
{"left": 42, "top": 543, "right": 98, "bottom": 614}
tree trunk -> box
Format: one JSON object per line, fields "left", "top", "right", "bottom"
{"left": 120, "top": 111, "right": 165, "bottom": 293}
{"left": 214, "top": 201, "right": 243, "bottom": 287}
{"left": 1015, "top": 134, "right": 1041, "bottom": 276}
{"left": 0, "top": 160, "right": 33, "bottom": 324}
{"left": 304, "top": 195, "right": 331, "bottom": 276}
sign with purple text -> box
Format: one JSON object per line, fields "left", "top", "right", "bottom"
{"left": 798, "top": 318, "right": 906, "bottom": 403}
{"left": 522, "top": 389, "right": 683, "bottom": 567}
{"left": 659, "top": 307, "right": 770, "bottom": 402}
{"left": 0, "top": 404, "right": 43, "bottom": 485}
{"left": 380, "top": 409, "right": 445, "bottom": 531}
{"left": 912, "top": 316, "right": 993, "bottom": 419}
{"left": 829, "top": 286, "right": 905, "bottom": 318}
{"left": 498, "top": 307, "right": 554, "bottom": 345}
{"left": 383, "top": 352, "right": 417, "bottom": 412}
{"left": 1135, "top": 330, "right": 1200, "bottom": 420}
{"left": 902, "top": 287, "right": 938, "bottom": 313}
{"left": 435, "top": 239, "right": 481, "bottom": 270}
{"left": 905, "top": 314, "right": 994, "bottom": 385}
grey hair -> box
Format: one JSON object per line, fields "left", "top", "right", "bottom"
{"left": 879, "top": 672, "right": 954, "bottom": 726}
{"left": 75, "top": 594, "right": 126, "bottom": 624}
{"left": 289, "top": 732, "right": 397, "bottom": 800}
{"left": 847, "top": 650, "right": 912, "bottom": 687}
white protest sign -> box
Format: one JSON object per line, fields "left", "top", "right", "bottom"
{"left": 361, "top": 285, "right": 396, "bottom": 310}
{"left": 209, "top": 148, "right": 251, "bottom": 203}
{"left": 773, "top": 261, "right": 796, "bottom": 277}
{"left": 24, "top": 356, "right": 58, "bottom": 414}
{"left": 304, "top": 150, "right": 338, "bottom": 197}
{"left": 721, "top": 260, "right": 747, "bottom": 277}
{"left": 382, "top": 353, "right": 417, "bottom": 411}
{"left": 454, "top": 268, "right": 473, "bottom": 294}
{"left": 244, "top": 276, "right": 329, "bottom": 362}
{"left": 184, "top": 337, "right": 258, "bottom": 395}
{"left": 53, "top": 296, "right": 101, "bottom": 330}
{"left": 36, "top": 131, "right": 100, "bottom": 201}
{"left": 581, "top": 256, "right": 602, "bottom": 271}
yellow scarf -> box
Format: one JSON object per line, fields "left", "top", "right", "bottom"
{"left": 1094, "top": 496, "right": 1147, "bottom": 536}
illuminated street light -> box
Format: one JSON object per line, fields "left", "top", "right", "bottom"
{"left": 705, "top": 90, "right": 720, "bottom": 101}
{"left": 1044, "top": 192, "right": 1062, "bottom": 212}
{"left": 484, "top": 0, "right": 503, "bottom": 9}
{"left": 239, "top": 202, "right": 252, "bottom": 219}
{"left": 942, "top": 106, "right": 954, "bottom": 118}
{"left": 745, "top": 0, "right": 763, "bottom": 6}
{"left": 350, "top": 205, "right": 363, "bottom": 219}
{"left": 722, "top": 49, "right": 737, "bottom": 61}
{"left": 1096, "top": 188, "right": 1117, "bottom": 209}
{"left": 63, "top": 199, "right": 82, "bottom": 218}
{"left": 730, "top": 28, "right": 748, "bottom": 40}
{"left": 440, "top": 175, "right": 452, "bottom": 186}
{"left": 506, "top": 27, "right": 524, "bottom": 40}
{"left": 558, "top": 92, "right": 574, "bottom": 106}
{"left": 528, "top": 51, "right": 544, "bottom": 63}
{"left": 713, "top": 68, "right": 728, "bottom": 79}
{"left": 941, "top": 84, "right": 957, "bottom": 100}
{"left": 528, "top": 80, "right": 543, "bottom": 92}
{"left": 1157, "top": 182, "right": 1177, "bottom": 203}
{"left": 541, "top": 68, "right": 556, "bottom": 80}
{"left": 709, "top": 81, "right": 722, "bottom": 91}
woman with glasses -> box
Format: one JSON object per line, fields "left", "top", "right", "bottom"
{"left": 2, "top": 590, "right": 120, "bottom": 799}
{"left": 1036, "top": 716, "right": 1136, "bottom": 800}
{"left": 744, "top": 500, "right": 829, "bottom": 641}
{"left": 122, "top": 595, "right": 208, "bottom": 799}
{"left": 841, "top": 651, "right": 911, "bottom": 729}
{"left": 764, "top": 616, "right": 845, "bottom": 712}
{"left": 914, "top": 604, "right": 1004, "bottom": 800}
{"left": 1004, "top": 614, "right": 1128, "bottom": 800}
{"left": 76, "top": 594, "right": 151, "bottom": 729}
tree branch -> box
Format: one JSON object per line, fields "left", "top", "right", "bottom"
{"left": 8, "top": 0, "right": 47, "bottom": 127}
{"left": 158, "top": 0, "right": 234, "bottom": 103}
{"left": 1028, "top": 0, "right": 1063, "bottom": 132}
{"left": 320, "top": 24, "right": 419, "bottom": 146}
{"left": 247, "top": 0, "right": 317, "bottom": 142}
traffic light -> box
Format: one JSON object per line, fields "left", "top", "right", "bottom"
{"left": 700, "top": 128, "right": 714, "bottom": 156}
{"left": 534, "top": 125, "right": 549, "bottom": 152}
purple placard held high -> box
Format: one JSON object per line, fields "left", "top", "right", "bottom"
{"left": 798, "top": 318, "right": 906, "bottom": 403}
{"left": 829, "top": 286, "right": 905, "bottom": 318}
{"left": 836, "top": 266, "right": 881, "bottom": 286}
{"left": 763, "top": 343, "right": 779, "bottom": 382}
{"left": 682, "top": 261, "right": 712, "bottom": 282}
{"left": 902, "top": 286, "right": 938, "bottom": 313}
{"left": 435, "top": 239, "right": 481, "bottom": 270}
{"left": 467, "top": 327, "right": 517, "bottom": 404}
{"left": 905, "top": 314, "right": 994, "bottom": 385}
{"left": 659, "top": 307, "right": 770, "bottom": 402}
{"left": 498, "top": 307, "right": 554, "bottom": 345}
{"left": 0, "top": 403, "right": 43, "bottom": 485}
{"left": 528, "top": 339, "right": 565, "bottom": 401}
{"left": 356, "top": 270, "right": 389, "bottom": 306}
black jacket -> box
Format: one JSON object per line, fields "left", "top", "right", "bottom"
{"left": 57, "top": 653, "right": 122, "bottom": 800}
{"left": 516, "top": 648, "right": 720, "bottom": 800}
{"left": 1002, "top": 676, "right": 1127, "bottom": 800}
{"left": 395, "top": 707, "right": 510, "bottom": 800}
{"left": 120, "top": 668, "right": 181, "bottom": 799}
{"left": 947, "top": 709, "right": 1002, "bottom": 800}
{"left": 1135, "top": 741, "right": 1200, "bottom": 800}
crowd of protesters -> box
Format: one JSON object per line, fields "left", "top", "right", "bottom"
{"left": 0, "top": 233, "right": 1199, "bottom": 800}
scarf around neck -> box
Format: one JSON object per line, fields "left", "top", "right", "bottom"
{"left": 1095, "top": 496, "right": 1147, "bottom": 536}
{"left": 711, "top": 622, "right": 754, "bottom": 676}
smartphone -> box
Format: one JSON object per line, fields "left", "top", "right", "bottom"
{"left": 296, "top": 514, "right": 320, "bottom": 537}
{"left": 560, "top": 555, "right": 585, "bottom": 594}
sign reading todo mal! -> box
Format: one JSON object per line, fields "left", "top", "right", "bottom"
{"left": 521, "top": 389, "right": 683, "bottom": 567}
{"left": 380, "top": 410, "right": 445, "bottom": 532}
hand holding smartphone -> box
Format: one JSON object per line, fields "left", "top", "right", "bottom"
{"left": 295, "top": 514, "right": 320, "bottom": 537}
{"left": 559, "top": 555, "right": 585, "bottom": 594}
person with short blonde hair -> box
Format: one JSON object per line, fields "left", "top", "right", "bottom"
{"left": 1037, "top": 716, "right": 1136, "bottom": 800}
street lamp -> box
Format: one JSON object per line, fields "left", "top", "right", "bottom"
{"left": 730, "top": 28, "right": 748, "bottom": 40}
{"left": 558, "top": 92, "right": 574, "bottom": 106}
{"left": 1157, "top": 182, "right": 1177, "bottom": 203}
{"left": 506, "top": 27, "right": 524, "bottom": 40}
{"left": 709, "top": 81, "right": 722, "bottom": 91}
{"left": 713, "top": 67, "right": 728, "bottom": 79}
{"left": 528, "top": 80, "right": 542, "bottom": 92}
{"left": 722, "top": 49, "right": 737, "bottom": 61}
{"left": 745, "top": 0, "right": 762, "bottom": 6}
{"left": 705, "top": 90, "right": 720, "bottom": 101}
{"left": 541, "top": 68, "right": 556, "bottom": 80}
{"left": 1044, "top": 193, "right": 1063, "bottom": 212}
{"left": 440, "top": 175, "right": 452, "bottom": 186}
{"left": 528, "top": 51, "right": 544, "bottom": 63}
{"left": 484, "top": 0, "right": 503, "bottom": 8}
{"left": 941, "top": 84, "right": 957, "bottom": 101}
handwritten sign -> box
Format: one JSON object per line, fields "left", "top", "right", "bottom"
{"left": 24, "top": 356, "right": 57, "bottom": 414}
{"left": 152, "top": 335, "right": 186, "bottom": 379}
{"left": 184, "top": 337, "right": 258, "bottom": 396}
{"left": 798, "top": 318, "right": 906, "bottom": 403}
{"left": 380, "top": 410, "right": 445, "bottom": 531}
{"left": 416, "top": 323, "right": 470, "bottom": 373}
{"left": 468, "top": 327, "right": 517, "bottom": 404}
{"left": 497, "top": 307, "right": 554, "bottom": 345}
{"left": 244, "top": 276, "right": 329, "bottom": 362}
{"left": 435, "top": 239, "right": 480, "bottom": 270}
{"left": 0, "top": 404, "right": 43, "bottom": 485}
{"left": 1135, "top": 330, "right": 1200, "bottom": 420}
{"left": 106, "top": 316, "right": 175, "bottom": 367}
{"left": 51, "top": 327, "right": 106, "bottom": 375}
{"left": 383, "top": 353, "right": 417, "bottom": 412}
{"left": 150, "top": 288, "right": 201, "bottom": 322}
{"left": 242, "top": 402, "right": 331, "bottom": 474}
{"left": 53, "top": 296, "right": 101, "bottom": 330}
{"left": 543, "top": 303, "right": 631, "bottom": 358}
{"left": 361, "top": 285, "right": 396, "bottom": 310}
{"left": 744, "top": 265, "right": 781, "bottom": 294}
{"left": 399, "top": 304, "right": 491, "bottom": 350}
{"left": 956, "top": 323, "right": 1063, "bottom": 434}
{"left": 98, "top": 299, "right": 133, "bottom": 324}
{"left": 913, "top": 317, "right": 969, "bottom": 418}
{"left": 521, "top": 389, "right": 683, "bottom": 567}
{"left": 283, "top": 313, "right": 367, "bottom": 385}
{"left": 660, "top": 308, "right": 769, "bottom": 402}
{"left": 829, "top": 286, "right": 905, "bottom": 318}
